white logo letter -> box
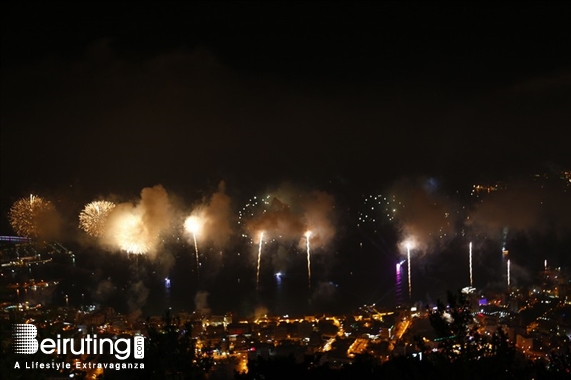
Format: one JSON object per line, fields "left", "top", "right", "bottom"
{"left": 13, "top": 324, "right": 38, "bottom": 354}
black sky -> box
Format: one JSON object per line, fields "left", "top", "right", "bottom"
{"left": 2, "top": 1, "right": 571, "bottom": 203}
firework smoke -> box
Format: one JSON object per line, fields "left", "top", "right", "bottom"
{"left": 242, "top": 186, "right": 336, "bottom": 289}
{"left": 244, "top": 188, "right": 336, "bottom": 247}
{"left": 127, "top": 280, "right": 149, "bottom": 321}
{"left": 184, "top": 181, "right": 233, "bottom": 250}
{"left": 194, "top": 291, "right": 211, "bottom": 316}
{"left": 102, "top": 184, "right": 172, "bottom": 256}
{"left": 254, "top": 306, "right": 269, "bottom": 320}
{"left": 239, "top": 186, "right": 336, "bottom": 290}
{"left": 387, "top": 177, "right": 460, "bottom": 255}
{"left": 468, "top": 178, "right": 571, "bottom": 240}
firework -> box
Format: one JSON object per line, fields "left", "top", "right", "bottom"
{"left": 469, "top": 242, "right": 473, "bottom": 287}
{"left": 79, "top": 200, "right": 116, "bottom": 237}
{"left": 395, "top": 260, "right": 405, "bottom": 306}
{"left": 9, "top": 194, "right": 54, "bottom": 238}
{"left": 357, "top": 194, "right": 403, "bottom": 226}
{"left": 115, "top": 213, "right": 149, "bottom": 254}
{"left": 305, "top": 231, "right": 312, "bottom": 289}
{"left": 184, "top": 216, "right": 202, "bottom": 274}
{"left": 507, "top": 259, "right": 511, "bottom": 290}
{"left": 407, "top": 242, "right": 412, "bottom": 300}
{"left": 257, "top": 231, "right": 264, "bottom": 290}
{"left": 238, "top": 195, "right": 272, "bottom": 226}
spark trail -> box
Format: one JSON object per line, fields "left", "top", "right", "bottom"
{"left": 257, "top": 231, "right": 264, "bottom": 291}
{"left": 469, "top": 242, "right": 473, "bottom": 287}
{"left": 407, "top": 243, "right": 412, "bottom": 300}
{"left": 184, "top": 216, "right": 201, "bottom": 276}
{"left": 507, "top": 259, "right": 511, "bottom": 290}
{"left": 305, "top": 231, "right": 312, "bottom": 289}
{"left": 193, "top": 232, "right": 199, "bottom": 274}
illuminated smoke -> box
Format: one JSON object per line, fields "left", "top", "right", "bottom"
{"left": 194, "top": 291, "right": 211, "bottom": 316}
{"left": 242, "top": 186, "right": 336, "bottom": 289}
{"left": 254, "top": 306, "right": 269, "bottom": 320}
{"left": 244, "top": 188, "right": 336, "bottom": 248}
{"left": 468, "top": 178, "right": 571, "bottom": 241}
{"left": 113, "top": 211, "right": 149, "bottom": 254}
{"left": 102, "top": 184, "right": 172, "bottom": 256}
{"left": 397, "top": 177, "right": 460, "bottom": 244}
{"left": 245, "top": 197, "right": 304, "bottom": 241}
{"left": 184, "top": 181, "right": 233, "bottom": 250}
{"left": 311, "top": 281, "right": 337, "bottom": 302}
{"left": 299, "top": 190, "right": 336, "bottom": 249}
{"left": 127, "top": 280, "right": 149, "bottom": 321}
{"left": 182, "top": 181, "right": 233, "bottom": 275}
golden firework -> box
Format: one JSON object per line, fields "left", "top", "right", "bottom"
{"left": 9, "top": 194, "right": 54, "bottom": 238}
{"left": 79, "top": 201, "right": 116, "bottom": 237}
{"left": 115, "top": 213, "right": 149, "bottom": 254}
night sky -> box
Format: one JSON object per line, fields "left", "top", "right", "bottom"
{"left": 1, "top": 2, "right": 570, "bottom": 314}
{"left": 3, "top": 1, "right": 570, "bottom": 194}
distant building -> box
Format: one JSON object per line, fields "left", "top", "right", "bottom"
{"left": 227, "top": 322, "right": 250, "bottom": 336}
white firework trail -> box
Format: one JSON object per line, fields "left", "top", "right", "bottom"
{"left": 257, "top": 231, "right": 264, "bottom": 291}
{"left": 469, "top": 241, "right": 473, "bottom": 287}
{"left": 305, "top": 231, "right": 312, "bottom": 289}
{"left": 407, "top": 243, "right": 412, "bottom": 300}
{"left": 184, "top": 216, "right": 201, "bottom": 276}
{"left": 507, "top": 259, "right": 511, "bottom": 290}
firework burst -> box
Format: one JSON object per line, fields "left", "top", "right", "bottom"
{"left": 305, "top": 230, "right": 312, "bottom": 289}
{"left": 115, "top": 213, "right": 149, "bottom": 255}
{"left": 79, "top": 200, "right": 116, "bottom": 237}
{"left": 9, "top": 194, "right": 54, "bottom": 238}
{"left": 184, "top": 215, "right": 203, "bottom": 274}
{"left": 256, "top": 231, "right": 264, "bottom": 290}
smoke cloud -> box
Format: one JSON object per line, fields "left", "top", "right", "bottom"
{"left": 184, "top": 181, "right": 233, "bottom": 250}
{"left": 467, "top": 178, "right": 571, "bottom": 239}
{"left": 194, "top": 290, "right": 211, "bottom": 315}
{"left": 101, "top": 184, "right": 173, "bottom": 256}
{"left": 127, "top": 280, "right": 149, "bottom": 321}
{"left": 253, "top": 306, "right": 269, "bottom": 320}
{"left": 92, "top": 278, "right": 115, "bottom": 303}
{"left": 244, "top": 185, "right": 337, "bottom": 249}
{"left": 386, "top": 177, "right": 460, "bottom": 255}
